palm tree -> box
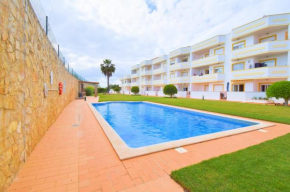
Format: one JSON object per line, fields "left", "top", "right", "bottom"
{"left": 100, "top": 59, "right": 115, "bottom": 93}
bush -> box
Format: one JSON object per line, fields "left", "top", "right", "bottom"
{"left": 114, "top": 86, "right": 121, "bottom": 93}
{"left": 85, "top": 86, "right": 95, "bottom": 96}
{"left": 266, "top": 81, "right": 290, "bottom": 106}
{"left": 98, "top": 88, "right": 107, "bottom": 93}
{"left": 163, "top": 84, "right": 177, "bottom": 98}
{"left": 131, "top": 86, "right": 139, "bottom": 95}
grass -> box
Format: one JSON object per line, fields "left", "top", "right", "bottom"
{"left": 99, "top": 94, "right": 290, "bottom": 191}
{"left": 99, "top": 94, "right": 290, "bottom": 124}
{"left": 171, "top": 133, "right": 290, "bottom": 192}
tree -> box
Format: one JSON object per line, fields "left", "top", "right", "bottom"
{"left": 266, "top": 81, "right": 290, "bottom": 106}
{"left": 114, "top": 86, "right": 121, "bottom": 93}
{"left": 110, "top": 84, "right": 119, "bottom": 89}
{"left": 163, "top": 84, "right": 177, "bottom": 98}
{"left": 131, "top": 86, "right": 139, "bottom": 95}
{"left": 100, "top": 59, "right": 115, "bottom": 93}
{"left": 85, "top": 86, "right": 95, "bottom": 96}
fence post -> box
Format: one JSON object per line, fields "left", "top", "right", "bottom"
{"left": 46, "top": 16, "right": 48, "bottom": 35}
{"left": 68, "top": 63, "right": 69, "bottom": 71}
{"left": 57, "top": 45, "right": 59, "bottom": 56}
{"left": 64, "top": 57, "right": 65, "bottom": 65}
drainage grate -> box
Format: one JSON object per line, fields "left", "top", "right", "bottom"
{"left": 258, "top": 129, "right": 268, "bottom": 133}
{"left": 175, "top": 147, "right": 188, "bottom": 153}
{"left": 72, "top": 124, "right": 79, "bottom": 127}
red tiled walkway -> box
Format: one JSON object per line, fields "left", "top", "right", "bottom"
{"left": 8, "top": 98, "right": 290, "bottom": 192}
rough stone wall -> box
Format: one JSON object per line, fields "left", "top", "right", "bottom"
{"left": 0, "top": 0, "right": 79, "bottom": 190}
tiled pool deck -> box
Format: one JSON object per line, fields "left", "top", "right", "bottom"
{"left": 8, "top": 97, "right": 290, "bottom": 192}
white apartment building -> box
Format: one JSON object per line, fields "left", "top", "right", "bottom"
{"left": 120, "top": 13, "right": 290, "bottom": 103}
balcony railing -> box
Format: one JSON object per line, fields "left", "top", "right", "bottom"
{"left": 152, "top": 55, "right": 168, "bottom": 64}
{"left": 169, "top": 62, "right": 190, "bottom": 71}
{"left": 140, "top": 70, "right": 152, "bottom": 76}
{"left": 231, "top": 66, "right": 289, "bottom": 80}
{"left": 232, "top": 14, "right": 289, "bottom": 40}
{"left": 191, "top": 73, "right": 225, "bottom": 83}
{"left": 169, "top": 47, "right": 191, "bottom": 58}
{"left": 140, "top": 80, "right": 152, "bottom": 85}
{"left": 169, "top": 76, "right": 190, "bottom": 84}
{"left": 153, "top": 67, "right": 167, "bottom": 74}
{"left": 191, "top": 55, "right": 225, "bottom": 68}
{"left": 191, "top": 35, "right": 226, "bottom": 52}
{"left": 231, "top": 40, "right": 290, "bottom": 60}
{"left": 152, "top": 79, "right": 167, "bottom": 85}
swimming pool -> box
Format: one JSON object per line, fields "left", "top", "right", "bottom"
{"left": 90, "top": 101, "right": 272, "bottom": 159}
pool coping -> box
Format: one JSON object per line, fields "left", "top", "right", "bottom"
{"left": 88, "top": 101, "right": 275, "bottom": 160}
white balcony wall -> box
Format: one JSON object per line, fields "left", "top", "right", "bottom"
{"left": 145, "top": 91, "right": 157, "bottom": 96}
{"left": 190, "top": 91, "right": 221, "bottom": 100}
{"left": 157, "top": 91, "right": 165, "bottom": 97}
{"left": 175, "top": 91, "right": 187, "bottom": 98}
{"left": 231, "top": 66, "right": 289, "bottom": 80}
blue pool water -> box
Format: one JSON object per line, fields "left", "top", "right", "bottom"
{"left": 93, "top": 102, "right": 257, "bottom": 148}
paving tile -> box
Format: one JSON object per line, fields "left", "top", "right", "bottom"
{"left": 7, "top": 98, "right": 290, "bottom": 192}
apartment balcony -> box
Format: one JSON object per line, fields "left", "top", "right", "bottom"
{"left": 191, "top": 55, "right": 225, "bottom": 68}
{"left": 153, "top": 67, "right": 167, "bottom": 74}
{"left": 131, "top": 73, "right": 139, "bottom": 78}
{"left": 191, "top": 73, "right": 225, "bottom": 83}
{"left": 191, "top": 35, "right": 226, "bottom": 52}
{"left": 169, "top": 76, "right": 190, "bottom": 84}
{"left": 140, "top": 60, "right": 152, "bottom": 67}
{"left": 131, "top": 82, "right": 139, "bottom": 86}
{"left": 232, "top": 14, "right": 290, "bottom": 40}
{"left": 124, "top": 82, "right": 131, "bottom": 86}
{"left": 231, "top": 66, "right": 289, "bottom": 80}
{"left": 140, "top": 80, "right": 152, "bottom": 86}
{"left": 169, "top": 62, "right": 190, "bottom": 71}
{"left": 169, "top": 47, "right": 191, "bottom": 58}
{"left": 152, "top": 79, "right": 167, "bottom": 85}
{"left": 140, "top": 70, "right": 152, "bottom": 76}
{"left": 152, "top": 55, "right": 168, "bottom": 64}
{"left": 131, "top": 64, "right": 140, "bottom": 70}
{"left": 232, "top": 40, "right": 290, "bottom": 60}
{"left": 124, "top": 75, "right": 131, "bottom": 79}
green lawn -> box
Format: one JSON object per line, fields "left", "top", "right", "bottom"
{"left": 171, "top": 133, "right": 290, "bottom": 192}
{"left": 99, "top": 94, "right": 290, "bottom": 191}
{"left": 99, "top": 94, "right": 290, "bottom": 124}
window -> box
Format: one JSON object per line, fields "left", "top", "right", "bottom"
{"left": 205, "top": 69, "right": 209, "bottom": 74}
{"left": 259, "top": 35, "right": 276, "bottom": 43}
{"left": 170, "top": 73, "right": 175, "bottom": 78}
{"left": 214, "top": 47, "right": 224, "bottom": 55}
{"left": 232, "top": 40, "right": 245, "bottom": 50}
{"left": 259, "top": 58, "right": 276, "bottom": 67}
{"left": 214, "top": 66, "right": 224, "bottom": 73}
{"left": 205, "top": 53, "right": 209, "bottom": 57}
{"left": 232, "top": 62, "right": 245, "bottom": 71}
{"left": 260, "top": 84, "right": 271, "bottom": 92}
{"left": 170, "top": 60, "right": 175, "bottom": 65}
{"left": 232, "top": 84, "right": 244, "bottom": 92}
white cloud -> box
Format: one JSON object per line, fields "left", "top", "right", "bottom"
{"left": 41, "top": 0, "right": 290, "bottom": 87}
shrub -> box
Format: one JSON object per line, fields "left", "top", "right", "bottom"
{"left": 114, "top": 86, "right": 121, "bottom": 93}
{"left": 163, "top": 84, "right": 177, "bottom": 98}
{"left": 85, "top": 86, "right": 95, "bottom": 96}
{"left": 98, "top": 88, "right": 106, "bottom": 93}
{"left": 131, "top": 86, "right": 139, "bottom": 95}
{"left": 266, "top": 81, "right": 290, "bottom": 106}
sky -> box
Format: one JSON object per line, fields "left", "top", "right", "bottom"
{"left": 40, "top": 0, "right": 290, "bottom": 87}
